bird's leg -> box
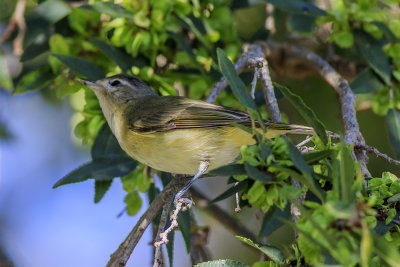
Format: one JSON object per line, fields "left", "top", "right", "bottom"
{"left": 174, "top": 160, "right": 210, "bottom": 205}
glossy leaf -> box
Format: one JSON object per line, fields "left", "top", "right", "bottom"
{"left": 53, "top": 155, "right": 137, "bottom": 188}
{"left": 258, "top": 205, "right": 291, "bottom": 238}
{"left": 210, "top": 180, "right": 248, "bottom": 204}
{"left": 209, "top": 164, "right": 246, "bottom": 176}
{"left": 195, "top": 260, "right": 249, "bottom": 267}
{"left": 177, "top": 210, "right": 191, "bottom": 253}
{"left": 350, "top": 68, "right": 385, "bottom": 94}
{"left": 386, "top": 109, "right": 400, "bottom": 159}
{"left": 354, "top": 30, "right": 392, "bottom": 85}
{"left": 217, "top": 48, "right": 257, "bottom": 111}
{"left": 91, "top": 39, "right": 147, "bottom": 72}
{"left": 91, "top": 123, "right": 123, "bottom": 159}
{"left": 94, "top": 180, "right": 113, "bottom": 203}
{"left": 236, "top": 236, "right": 285, "bottom": 263}
{"left": 245, "top": 164, "right": 273, "bottom": 182}
{"left": 53, "top": 54, "right": 105, "bottom": 80}
{"left": 87, "top": 2, "right": 132, "bottom": 18}
{"left": 264, "top": 0, "right": 327, "bottom": 16}
{"left": 275, "top": 83, "right": 328, "bottom": 145}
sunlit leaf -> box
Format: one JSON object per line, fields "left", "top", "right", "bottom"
{"left": 386, "top": 109, "right": 400, "bottom": 159}
{"left": 124, "top": 191, "right": 142, "bottom": 216}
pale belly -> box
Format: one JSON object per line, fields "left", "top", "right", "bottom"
{"left": 118, "top": 127, "right": 256, "bottom": 174}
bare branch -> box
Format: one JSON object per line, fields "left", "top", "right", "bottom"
{"left": 106, "top": 177, "right": 187, "bottom": 267}
{"left": 258, "top": 41, "right": 371, "bottom": 176}
{"left": 153, "top": 192, "right": 174, "bottom": 267}
{"left": 355, "top": 144, "right": 400, "bottom": 166}
{"left": 0, "top": 0, "right": 26, "bottom": 56}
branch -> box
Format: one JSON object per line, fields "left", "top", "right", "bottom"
{"left": 258, "top": 41, "right": 371, "bottom": 176}
{"left": 106, "top": 177, "right": 186, "bottom": 267}
{"left": 0, "top": 0, "right": 26, "bottom": 56}
{"left": 355, "top": 144, "right": 400, "bottom": 166}
{"left": 153, "top": 192, "right": 174, "bottom": 267}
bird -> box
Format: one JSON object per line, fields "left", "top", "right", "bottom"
{"left": 79, "top": 74, "right": 316, "bottom": 203}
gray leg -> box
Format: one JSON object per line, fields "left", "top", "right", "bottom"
{"left": 174, "top": 161, "right": 209, "bottom": 204}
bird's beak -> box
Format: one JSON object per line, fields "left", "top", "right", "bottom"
{"left": 78, "top": 78, "right": 99, "bottom": 90}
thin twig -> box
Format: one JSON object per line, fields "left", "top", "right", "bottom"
{"left": 106, "top": 177, "right": 186, "bottom": 267}
{"left": 153, "top": 192, "right": 175, "bottom": 267}
{"left": 259, "top": 41, "right": 371, "bottom": 176}
{"left": 355, "top": 144, "right": 400, "bottom": 166}
{"left": 190, "top": 186, "right": 257, "bottom": 241}
{"left": 0, "top": 0, "right": 26, "bottom": 56}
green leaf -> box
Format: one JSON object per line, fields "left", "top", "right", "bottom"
{"left": 210, "top": 180, "right": 248, "bottom": 204}
{"left": 388, "top": 193, "right": 400, "bottom": 203}
{"left": 258, "top": 205, "right": 291, "bottom": 238}
{"left": 195, "top": 259, "right": 249, "bottom": 267}
{"left": 303, "top": 149, "right": 334, "bottom": 163}
{"left": 236, "top": 236, "right": 285, "bottom": 263}
{"left": 209, "top": 164, "right": 246, "bottom": 176}
{"left": 37, "top": 0, "right": 71, "bottom": 23}
{"left": 284, "top": 138, "right": 313, "bottom": 176}
{"left": 53, "top": 54, "right": 105, "bottom": 80}
{"left": 0, "top": 53, "right": 12, "bottom": 90}
{"left": 91, "top": 123, "right": 123, "bottom": 159}
{"left": 21, "top": 42, "right": 50, "bottom": 62}
{"left": 94, "top": 180, "right": 113, "bottom": 203}
{"left": 124, "top": 191, "right": 142, "bottom": 216}
{"left": 373, "top": 235, "right": 400, "bottom": 266}
{"left": 91, "top": 39, "right": 147, "bottom": 72}
{"left": 53, "top": 155, "right": 137, "bottom": 188}
{"left": 245, "top": 164, "right": 273, "bottom": 182}
{"left": 14, "top": 67, "right": 54, "bottom": 94}
{"left": 177, "top": 210, "right": 191, "bottom": 253}
{"left": 338, "top": 142, "right": 355, "bottom": 204}
{"left": 350, "top": 68, "right": 385, "bottom": 94}
{"left": 274, "top": 83, "right": 328, "bottom": 145}
{"left": 371, "top": 21, "right": 398, "bottom": 43}
{"left": 217, "top": 48, "right": 257, "bottom": 111}
{"left": 354, "top": 30, "right": 392, "bottom": 85}
{"left": 288, "top": 13, "right": 316, "bottom": 35}
{"left": 386, "top": 109, "right": 400, "bottom": 159}
{"left": 264, "top": 0, "right": 327, "bottom": 17}
{"left": 86, "top": 1, "right": 132, "bottom": 18}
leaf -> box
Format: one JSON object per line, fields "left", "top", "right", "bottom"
{"left": 94, "top": 180, "right": 113, "bottom": 203}
{"left": 53, "top": 54, "right": 105, "bottom": 80}
{"left": 264, "top": 0, "right": 327, "bottom": 16}
{"left": 274, "top": 82, "right": 328, "bottom": 145}
{"left": 338, "top": 142, "right": 355, "bottom": 204}
{"left": 177, "top": 210, "right": 191, "bottom": 253}
{"left": 14, "top": 67, "right": 54, "bottom": 94}
{"left": 258, "top": 204, "right": 291, "bottom": 238}
{"left": 350, "top": 68, "right": 385, "bottom": 94}
{"left": 91, "top": 123, "right": 123, "bottom": 159}
{"left": 371, "top": 21, "right": 398, "bottom": 43}
{"left": 288, "top": 13, "right": 316, "bottom": 35}
{"left": 0, "top": 53, "right": 12, "bottom": 90}
{"left": 53, "top": 155, "right": 137, "bottom": 188}
{"left": 354, "top": 30, "right": 392, "bottom": 85}
{"left": 210, "top": 180, "right": 248, "bottom": 204}
{"left": 91, "top": 39, "right": 147, "bottom": 72}
{"left": 302, "top": 149, "right": 334, "bottom": 163}
{"left": 372, "top": 220, "right": 394, "bottom": 236}
{"left": 21, "top": 42, "right": 50, "bottom": 62}
{"left": 388, "top": 193, "right": 400, "bottom": 203}
{"left": 236, "top": 236, "right": 285, "bottom": 263}
{"left": 125, "top": 191, "right": 142, "bottom": 216}
{"left": 209, "top": 164, "right": 246, "bottom": 176}
{"left": 37, "top": 0, "right": 71, "bottom": 23}
{"left": 85, "top": 2, "right": 132, "bottom": 18}
{"left": 245, "top": 164, "right": 273, "bottom": 182}
{"left": 386, "top": 109, "right": 400, "bottom": 159}
{"left": 373, "top": 234, "right": 400, "bottom": 266}
{"left": 284, "top": 138, "right": 313, "bottom": 176}
{"left": 217, "top": 48, "right": 257, "bottom": 111}
{"left": 195, "top": 259, "right": 249, "bottom": 267}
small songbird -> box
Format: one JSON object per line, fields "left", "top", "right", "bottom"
{"left": 79, "top": 74, "right": 315, "bottom": 202}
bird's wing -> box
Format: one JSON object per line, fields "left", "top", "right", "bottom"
{"left": 126, "top": 96, "right": 253, "bottom": 133}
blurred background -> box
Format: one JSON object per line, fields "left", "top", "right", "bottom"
{"left": 1, "top": 0, "right": 399, "bottom": 266}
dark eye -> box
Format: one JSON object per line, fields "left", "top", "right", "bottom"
{"left": 110, "top": 80, "right": 121, "bottom": 87}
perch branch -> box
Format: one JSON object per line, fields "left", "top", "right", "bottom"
{"left": 106, "top": 176, "right": 187, "bottom": 267}
{"left": 355, "top": 144, "right": 400, "bottom": 166}
{"left": 258, "top": 41, "right": 371, "bottom": 176}
{"left": 153, "top": 192, "right": 175, "bottom": 267}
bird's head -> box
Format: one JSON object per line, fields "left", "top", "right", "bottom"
{"left": 79, "top": 74, "right": 157, "bottom": 104}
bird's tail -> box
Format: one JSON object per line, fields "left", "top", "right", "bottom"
{"left": 263, "top": 122, "right": 315, "bottom": 138}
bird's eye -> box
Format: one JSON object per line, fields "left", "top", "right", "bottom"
{"left": 110, "top": 80, "right": 121, "bottom": 87}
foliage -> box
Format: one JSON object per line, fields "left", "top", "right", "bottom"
{"left": 2, "top": 0, "right": 400, "bottom": 266}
